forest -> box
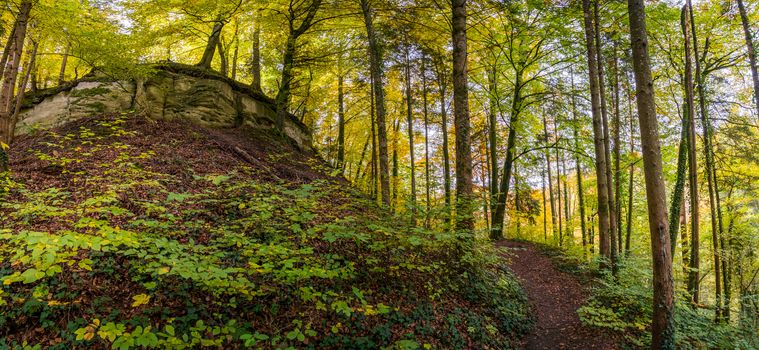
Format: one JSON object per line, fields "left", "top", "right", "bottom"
{"left": 0, "top": 0, "right": 758, "bottom": 349}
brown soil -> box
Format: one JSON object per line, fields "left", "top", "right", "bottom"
{"left": 499, "top": 240, "right": 620, "bottom": 350}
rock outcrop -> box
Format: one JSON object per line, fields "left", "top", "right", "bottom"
{"left": 16, "top": 63, "right": 311, "bottom": 149}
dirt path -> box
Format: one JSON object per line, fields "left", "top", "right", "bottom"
{"left": 499, "top": 240, "right": 620, "bottom": 350}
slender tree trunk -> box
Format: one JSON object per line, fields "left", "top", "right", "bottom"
{"left": 627, "top": 0, "right": 676, "bottom": 345}
{"left": 355, "top": 135, "right": 370, "bottom": 183}
{"left": 392, "top": 119, "right": 400, "bottom": 212}
{"left": 571, "top": 72, "right": 588, "bottom": 252}
{"left": 218, "top": 39, "right": 229, "bottom": 77}
{"left": 361, "top": 0, "right": 390, "bottom": 207}
{"left": 198, "top": 21, "right": 224, "bottom": 70}
{"left": 0, "top": 0, "right": 32, "bottom": 145}
{"left": 370, "top": 75, "right": 378, "bottom": 200}
{"left": 9, "top": 37, "right": 37, "bottom": 144}
{"left": 337, "top": 74, "right": 345, "bottom": 168}
{"left": 543, "top": 114, "right": 558, "bottom": 243}
{"left": 59, "top": 41, "right": 70, "bottom": 86}
{"left": 669, "top": 103, "right": 688, "bottom": 258}
{"left": 594, "top": 0, "right": 618, "bottom": 271}
{"left": 542, "top": 170, "right": 548, "bottom": 242}
{"left": 682, "top": 5, "right": 703, "bottom": 307}
{"left": 491, "top": 73, "right": 522, "bottom": 240}
{"left": 436, "top": 63, "right": 452, "bottom": 212}
{"left": 251, "top": 12, "right": 262, "bottom": 92}
{"left": 452, "top": 0, "right": 474, "bottom": 232}
{"left": 556, "top": 144, "right": 563, "bottom": 245}
{"left": 736, "top": 0, "right": 759, "bottom": 119}
{"left": 488, "top": 65, "right": 499, "bottom": 226}
{"left": 275, "top": 35, "right": 296, "bottom": 131}
{"left": 422, "top": 59, "right": 431, "bottom": 228}
{"left": 0, "top": 24, "right": 17, "bottom": 81}
{"left": 625, "top": 74, "right": 635, "bottom": 256}
{"left": 688, "top": 0, "right": 722, "bottom": 318}
{"left": 231, "top": 19, "right": 240, "bottom": 80}
{"left": 562, "top": 153, "right": 571, "bottom": 244}
{"left": 612, "top": 42, "right": 623, "bottom": 255}
{"left": 582, "top": 0, "right": 612, "bottom": 265}
{"left": 404, "top": 51, "right": 417, "bottom": 223}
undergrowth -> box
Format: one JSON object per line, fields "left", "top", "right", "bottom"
{"left": 0, "top": 114, "right": 529, "bottom": 349}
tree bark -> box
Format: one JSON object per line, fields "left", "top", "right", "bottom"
{"left": 0, "top": 0, "right": 32, "bottom": 145}
{"left": 275, "top": 0, "right": 322, "bottom": 132}
{"left": 627, "top": 0, "right": 676, "bottom": 346}
{"left": 737, "top": 0, "right": 759, "bottom": 119}
{"left": 434, "top": 56, "right": 452, "bottom": 213}
{"left": 571, "top": 72, "right": 588, "bottom": 253}
{"left": 404, "top": 50, "right": 417, "bottom": 223}
{"left": 452, "top": 0, "right": 474, "bottom": 232}
{"left": 251, "top": 12, "right": 262, "bottom": 92}
{"left": 217, "top": 39, "right": 229, "bottom": 77}
{"left": 682, "top": 5, "right": 703, "bottom": 307}
{"left": 487, "top": 65, "right": 499, "bottom": 229}
{"left": 360, "top": 0, "right": 390, "bottom": 207}
{"left": 581, "top": 0, "right": 612, "bottom": 265}
{"left": 668, "top": 102, "right": 688, "bottom": 258}
{"left": 9, "top": 37, "right": 37, "bottom": 144}
{"left": 230, "top": 19, "right": 240, "bottom": 80}
{"left": 197, "top": 21, "right": 224, "bottom": 70}
{"left": 612, "top": 41, "right": 623, "bottom": 255}
{"left": 543, "top": 114, "right": 558, "bottom": 243}
{"left": 594, "top": 0, "right": 618, "bottom": 271}
{"left": 422, "top": 58, "right": 431, "bottom": 228}
{"left": 625, "top": 73, "right": 635, "bottom": 256}
{"left": 59, "top": 41, "right": 70, "bottom": 86}
{"left": 688, "top": 0, "right": 722, "bottom": 318}
{"left": 337, "top": 74, "right": 345, "bottom": 168}
{"left": 490, "top": 72, "right": 522, "bottom": 240}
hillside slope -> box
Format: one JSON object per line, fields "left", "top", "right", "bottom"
{"left": 0, "top": 114, "right": 529, "bottom": 349}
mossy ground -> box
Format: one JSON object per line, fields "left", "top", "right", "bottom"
{"left": 0, "top": 114, "right": 529, "bottom": 349}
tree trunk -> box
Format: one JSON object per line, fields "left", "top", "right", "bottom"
{"left": 370, "top": 74, "right": 378, "bottom": 199}
{"left": 251, "top": 12, "right": 262, "bottom": 92}
{"left": 434, "top": 57, "right": 452, "bottom": 213}
{"left": 404, "top": 51, "right": 417, "bottom": 223}
{"left": 422, "top": 59, "right": 431, "bottom": 228}
{"left": 612, "top": 41, "right": 623, "bottom": 255}
{"left": 582, "top": 0, "right": 612, "bottom": 265}
{"left": 218, "top": 39, "right": 229, "bottom": 77}
{"left": 562, "top": 152, "right": 571, "bottom": 244}
{"left": 231, "top": 19, "right": 239, "bottom": 80}
{"left": 59, "top": 41, "right": 70, "bottom": 86}
{"left": 275, "top": 34, "right": 296, "bottom": 131}
{"left": 9, "top": 37, "right": 37, "bottom": 144}
{"left": 452, "top": 0, "right": 474, "bottom": 232}
{"left": 571, "top": 72, "right": 588, "bottom": 252}
{"left": 555, "top": 133, "right": 563, "bottom": 245}
{"left": 488, "top": 65, "right": 499, "bottom": 227}
{"left": 542, "top": 170, "right": 548, "bottom": 242}
{"left": 490, "top": 73, "right": 522, "bottom": 240}
{"left": 392, "top": 119, "right": 400, "bottom": 212}
{"left": 0, "top": 24, "right": 17, "bottom": 81}
{"left": 669, "top": 102, "right": 688, "bottom": 258}
{"left": 625, "top": 74, "right": 635, "bottom": 256}
{"left": 197, "top": 21, "right": 224, "bottom": 70}
{"left": 0, "top": 0, "right": 32, "bottom": 145}
{"left": 360, "top": 0, "right": 391, "bottom": 207}
{"left": 737, "top": 0, "right": 759, "bottom": 119}
{"left": 688, "top": 0, "right": 722, "bottom": 319}
{"left": 682, "top": 5, "right": 703, "bottom": 307}
{"left": 627, "top": 0, "right": 675, "bottom": 346}
{"left": 543, "top": 114, "right": 558, "bottom": 243}
{"left": 594, "top": 0, "right": 618, "bottom": 271}
{"left": 337, "top": 74, "right": 345, "bottom": 168}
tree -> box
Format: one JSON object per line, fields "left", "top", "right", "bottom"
{"left": 451, "top": 0, "right": 474, "bottom": 232}
{"left": 274, "top": 0, "right": 323, "bottom": 132}
{"left": 627, "top": 0, "right": 676, "bottom": 346}
{"left": 360, "top": 0, "right": 391, "bottom": 207}
{"left": 0, "top": 0, "right": 33, "bottom": 145}
{"left": 581, "top": 0, "right": 612, "bottom": 266}
{"left": 736, "top": 0, "right": 759, "bottom": 119}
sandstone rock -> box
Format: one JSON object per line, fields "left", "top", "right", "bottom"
{"left": 17, "top": 66, "right": 312, "bottom": 150}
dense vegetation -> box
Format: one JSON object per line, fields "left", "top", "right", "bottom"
{"left": 0, "top": 0, "right": 757, "bottom": 348}
{"left": 1, "top": 114, "right": 530, "bottom": 348}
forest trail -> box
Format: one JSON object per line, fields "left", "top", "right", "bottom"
{"left": 499, "top": 241, "right": 621, "bottom": 350}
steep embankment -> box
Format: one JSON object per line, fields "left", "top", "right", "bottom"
{"left": 0, "top": 113, "right": 529, "bottom": 349}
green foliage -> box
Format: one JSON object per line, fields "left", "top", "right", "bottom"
{"left": 0, "top": 114, "right": 530, "bottom": 348}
